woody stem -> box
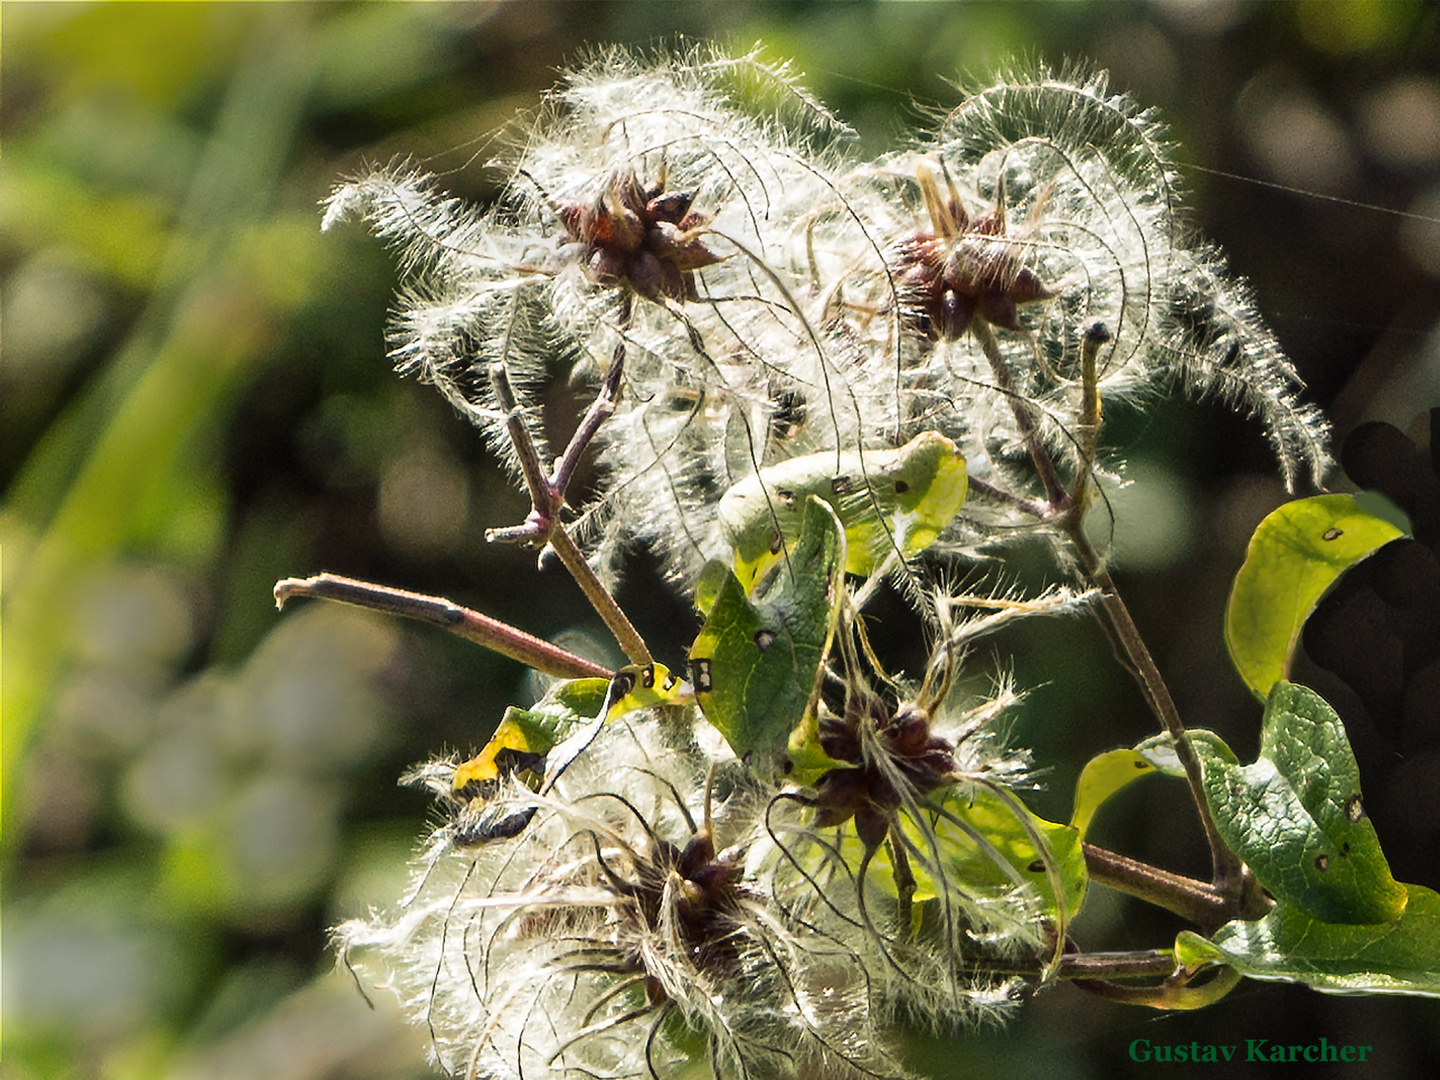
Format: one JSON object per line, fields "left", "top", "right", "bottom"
{"left": 1081, "top": 842, "right": 1247, "bottom": 933}
{"left": 973, "top": 322, "right": 1068, "bottom": 511}
{"left": 1066, "top": 525, "right": 1245, "bottom": 895}
{"left": 272, "top": 573, "right": 610, "bottom": 680}
{"left": 975, "top": 319, "right": 1243, "bottom": 896}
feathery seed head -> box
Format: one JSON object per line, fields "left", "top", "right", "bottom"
{"left": 340, "top": 715, "right": 912, "bottom": 1080}
{"left": 751, "top": 602, "right": 1059, "bottom": 1035}
{"left": 325, "top": 54, "right": 1328, "bottom": 583}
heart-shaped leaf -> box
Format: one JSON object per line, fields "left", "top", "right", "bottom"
{"left": 1194, "top": 682, "right": 1406, "bottom": 924}
{"left": 1177, "top": 883, "right": 1440, "bottom": 997}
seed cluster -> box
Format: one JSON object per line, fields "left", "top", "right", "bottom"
{"left": 814, "top": 697, "right": 958, "bottom": 849}
{"left": 553, "top": 168, "right": 724, "bottom": 301}
{"left": 894, "top": 164, "right": 1054, "bottom": 340}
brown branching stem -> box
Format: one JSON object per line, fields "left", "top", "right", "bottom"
{"left": 269, "top": 339, "right": 645, "bottom": 680}
{"left": 551, "top": 337, "right": 627, "bottom": 498}
{"left": 968, "top": 947, "right": 1239, "bottom": 1007}
{"left": 965, "top": 475, "right": 1050, "bottom": 519}
{"left": 281, "top": 311, "right": 652, "bottom": 677}
{"left": 1057, "top": 951, "right": 1177, "bottom": 981}
{"left": 1080, "top": 842, "right": 1266, "bottom": 933}
{"left": 1064, "top": 524, "right": 1245, "bottom": 895}
{"left": 483, "top": 343, "right": 652, "bottom": 668}
{"left": 970, "top": 950, "right": 1174, "bottom": 982}
{"left": 546, "top": 520, "right": 653, "bottom": 665}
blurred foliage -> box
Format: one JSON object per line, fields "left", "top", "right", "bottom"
{"left": 3, "top": 2, "right": 1439, "bottom": 1079}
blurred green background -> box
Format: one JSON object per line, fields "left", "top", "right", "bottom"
{"left": 4, "top": 2, "right": 1439, "bottom": 1078}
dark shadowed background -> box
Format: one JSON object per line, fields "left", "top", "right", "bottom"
{"left": 4, "top": 2, "right": 1439, "bottom": 1077}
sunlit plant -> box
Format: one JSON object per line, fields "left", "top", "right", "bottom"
{"left": 277, "top": 45, "right": 1440, "bottom": 1080}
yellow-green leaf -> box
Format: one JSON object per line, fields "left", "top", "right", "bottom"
{"left": 1071, "top": 748, "right": 1158, "bottom": 837}
{"left": 850, "top": 785, "right": 1087, "bottom": 925}
{"left": 1226, "top": 494, "right": 1401, "bottom": 699}
{"left": 448, "top": 666, "right": 692, "bottom": 843}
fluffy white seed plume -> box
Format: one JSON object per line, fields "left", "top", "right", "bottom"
{"left": 324, "top": 51, "right": 1328, "bottom": 587}
{"left": 322, "top": 163, "right": 566, "bottom": 479}
{"left": 337, "top": 715, "right": 912, "bottom": 1080}
{"left": 325, "top": 45, "right": 862, "bottom": 579}
{"left": 845, "top": 67, "right": 1331, "bottom": 515}
{"left": 598, "top": 62, "right": 1333, "bottom": 582}
{"left": 751, "top": 588, "right": 1084, "bottom": 1035}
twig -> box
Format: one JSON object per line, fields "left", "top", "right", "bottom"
{"left": 977, "top": 316, "right": 1245, "bottom": 897}
{"left": 965, "top": 475, "right": 1050, "bottom": 519}
{"left": 274, "top": 573, "right": 611, "bottom": 679}
{"left": 973, "top": 322, "right": 1068, "bottom": 511}
{"left": 1081, "top": 842, "right": 1242, "bottom": 932}
{"left": 1056, "top": 950, "right": 1177, "bottom": 981}
{"left": 1066, "top": 528, "right": 1246, "bottom": 894}
{"left": 551, "top": 337, "right": 626, "bottom": 498}
{"left": 545, "top": 523, "right": 653, "bottom": 666}
{"left": 482, "top": 349, "right": 653, "bottom": 667}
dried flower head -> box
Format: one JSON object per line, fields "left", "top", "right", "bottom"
{"left": 854, "top": 68, "right": 1330, "bottom": 515}
{"left": 323, "top": 45, "right": 855, "bottom": 561}
{"left": 548, "top": 165, "right": 724, "bottom": 302}
{"left": 893, "top": 160, "right": 1057, "bottom": 342}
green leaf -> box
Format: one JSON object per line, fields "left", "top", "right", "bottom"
{"left": 854, "top": 785, "right": 1087, "bottom": 925}
{"left": 1176, "top": 884, "right": 1440, "bottom": 997}
{"left": 717, "top": 431, "right": 967, "bottom": 589}
{"left": 688, "top": 495, "right": 845, "bottom": 761}
{"left": 1070, "top": 748, "right": 1158, "bottom": 837}
{"left": 1226, "top": 494, "right": 1402, "bottom": 699}
{"left": 1195, "top": 682, "right": 1407, "bottom": 924}
{"left": 452, "top": 677, "right": 607, "bottom": 791}
{"left": 958, "top": 787, "right": 1088, "bottom": 924}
